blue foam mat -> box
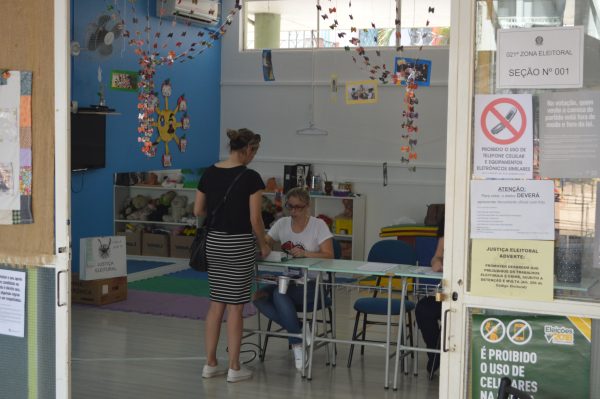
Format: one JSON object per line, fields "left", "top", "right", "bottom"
{"left": 127, "top": 260, "right": 174, "bottom": 274}
{"left": 166, "top": 269, "right": 208, "bottom": 279}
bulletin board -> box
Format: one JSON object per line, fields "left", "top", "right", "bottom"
{"left": 0, "top": 0, "right": 55, "bottom": 264}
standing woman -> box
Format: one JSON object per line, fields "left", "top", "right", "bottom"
{"left": 194, "top": 128, "right": 271, "bottom": 383}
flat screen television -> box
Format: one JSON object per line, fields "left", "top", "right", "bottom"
{"left": 71, "top": 112, "right": 106, "bottom": 171}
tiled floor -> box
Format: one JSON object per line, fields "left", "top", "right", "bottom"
{"left": 72, "top": 287, "right": 440, "bottom": 398}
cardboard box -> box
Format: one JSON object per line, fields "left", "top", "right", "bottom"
{"left": 72, "top": 273, "right": 127, "bottom": 305}
{"left": 142, "top": 232, "right": 170, "bottom": 257}
{"left": 117, "top": 229, "right": 143, "bottom": 256}
{"left": 170, "top": 234, "right": 195, "bottom": 259}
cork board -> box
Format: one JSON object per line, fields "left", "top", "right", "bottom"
{"left": 0, "top": 0, "right": 55, "bottom": 263}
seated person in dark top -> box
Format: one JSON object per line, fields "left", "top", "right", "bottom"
{"left": 415, "top": 218, "right": 444, "bottom": 378}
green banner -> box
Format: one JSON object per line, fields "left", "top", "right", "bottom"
{"left": 471, "top": 314, "right": 591, "bottom": 399}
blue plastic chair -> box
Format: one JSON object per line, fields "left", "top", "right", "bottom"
{"left": 347, "top": 240, "right": 417, "bottom": 368}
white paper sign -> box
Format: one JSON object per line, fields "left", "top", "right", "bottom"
{"left": 539, "top": 90, "right": 600, "bottom": 178}
{"left": 0, "top": 269, "right": 26, "bottom": 338}
{"left": 496, "top": 26, "right": 583, "bottom": 89}
{"left": 474, "top": 94, "right": 533, "bottom": 179}
{"left": 470, "top": 180, "right": 554, "bottom": 240}
{"left": 80, "top": 236, "right": 127, "bottom": 280}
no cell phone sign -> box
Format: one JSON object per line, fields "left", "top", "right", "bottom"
{"left": 481, "top": 97, "right": 527, "bottom": 145}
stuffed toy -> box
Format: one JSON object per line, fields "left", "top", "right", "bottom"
{"left": 147, "top": 198, "right": 169, "bottom": 222}
{"left": 261, "top": 196, "right": 277, "bottom": 227}
{"left": 265, "top": 177, "right": 278, "bottom": 192}
{"left": 340, "top": 198, "right": 353, "bottom": 218}
{"left": 163, "top": 195, "right": 188, "bottom": 223}
{"left": 122, "top": 195, "right": 153, "bottom": 221}
{"left": 144, "top": 172, "right": 159, "bottom": 186}
{"left": 159, "top": 190, "right": 177, "bottom": 206}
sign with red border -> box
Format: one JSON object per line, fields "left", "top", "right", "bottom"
{"left": 473, "top": 94, "right": 533, "bottom": 179}
{"left": 481, "top": 98, "right": 527, "bottom": 145}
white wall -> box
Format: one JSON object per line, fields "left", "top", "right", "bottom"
{"left": 220, "top": 0, "right": 449, "bottom": 258}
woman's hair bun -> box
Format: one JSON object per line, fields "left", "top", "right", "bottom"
{"left": 228, "top": 128, "right": 261, "bottom": 151}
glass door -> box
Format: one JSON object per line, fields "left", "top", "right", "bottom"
{"left": 442, "top": 0, "right": 600, "bottom": 397}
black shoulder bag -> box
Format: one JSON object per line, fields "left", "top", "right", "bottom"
{"left": 189, "top": 169, "right": 247, "bottom": 271}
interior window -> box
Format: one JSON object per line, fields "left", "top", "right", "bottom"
{"left": 243, "top": 0, "right": 451, "bottom": 50}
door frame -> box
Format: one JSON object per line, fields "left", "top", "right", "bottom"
{"left": 441, "top": 1, "right": 600, "bottom": 397}
{"left": 54, "top": 0, "right": 71, "bottom": 397}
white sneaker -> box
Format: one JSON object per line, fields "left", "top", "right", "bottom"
{"left": 227, "top": 366, "right": 253, "bottom": 383}
{"left": 292, "top": 345, "right": 306, "bottom": 370}
{"left": 304, "top": 325, "right": 312, "bottom": 346}
{"left": 202, "top": 364, "right": 228, "bottom": 378}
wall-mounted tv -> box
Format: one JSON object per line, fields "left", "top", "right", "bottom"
{"left": 71, "top": 112, "right": 106, "bottom": 171}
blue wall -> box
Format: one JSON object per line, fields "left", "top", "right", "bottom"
{"left": 71, "top": 0, "right": 221, "bottom": 270}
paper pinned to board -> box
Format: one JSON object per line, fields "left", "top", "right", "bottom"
{"left": 357, "top": 262, "right": 397, "bottom": 272}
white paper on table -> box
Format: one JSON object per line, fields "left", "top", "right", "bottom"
{"left": 415, "top": 266, "right": 436, "bottom": 275}
{"left": 357, "top": 262, "right": 397, "bottom": 272}
{"left": 263, "top": 250, "right": 288, "bottom": 262}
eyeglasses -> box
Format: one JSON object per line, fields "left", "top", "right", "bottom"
{"left": 285, "top": 202, "right": 307, "bottom": 210}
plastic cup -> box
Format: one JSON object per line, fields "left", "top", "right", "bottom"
{"left": 278, "top": 275, "right": 291, "bottom": 294}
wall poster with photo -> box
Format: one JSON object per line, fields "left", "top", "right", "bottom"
{"left": 345, "top": 80, "right": 378, "bottom": 105}
{"left": 394, "top": 57, "right": 432, "bottom": 87}
{"left": 110, "top": 70, "right": 139, "bottom": 92}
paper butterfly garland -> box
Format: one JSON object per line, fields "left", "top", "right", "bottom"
{"left": 318, "top": 1, "right": 435, "bottom": 83}
{"left": 398, "top": 70, "right": 419, "bottom": 172}
{"left": 318, "top": 1, "right": 435, "bottom": 171}
{"left": 104, "top": 0, "right": 242, "bottom": 160}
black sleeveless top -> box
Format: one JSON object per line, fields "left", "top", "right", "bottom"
{"left": 197, "top": 165, "right": 265, "bottom": 234}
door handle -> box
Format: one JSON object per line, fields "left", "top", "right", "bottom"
{"left": 57, "top": 270, "right": 68, "bottom": 307}
{"left": 442, "top": 308, "right": 451, "bottom": 352}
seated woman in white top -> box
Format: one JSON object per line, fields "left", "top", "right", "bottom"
{"left": 253, "top": 188, "right": 333, "bottom": 370}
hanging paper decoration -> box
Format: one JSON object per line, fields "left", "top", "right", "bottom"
{"left": 399, "top": 68, "right": 419, "bottom": 173}
{"left": 317, "top": 2, "right": 435, "bottom": 171}
{"left": 123, "top": 0, "right": 242, "bottom": 66}
{"left": 144, "top": 79, "right": 190, "bottom": 167}
{"left": 103, "top": 0, "right": 242, "bottom": 164}
{"left": 318, "top": 1, "right": 396, "bottom": 84}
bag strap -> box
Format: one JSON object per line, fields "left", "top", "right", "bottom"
{"left": 205, "top": 168, "right": 247, "bottom": 228}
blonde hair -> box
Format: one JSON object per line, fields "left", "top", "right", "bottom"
{"left": 227, "top": 128, "right": 261, "bottom": 152}
{"left": 285, "top": 187, "right": 310, "bottom": 205}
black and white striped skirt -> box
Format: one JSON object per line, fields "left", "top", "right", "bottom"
{"left": 206, "top": 230, "right": 256, "bottom": 304}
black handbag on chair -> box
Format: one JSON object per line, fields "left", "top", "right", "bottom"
{"left": 189, "top": 169, "right": 247, "bottom": 272}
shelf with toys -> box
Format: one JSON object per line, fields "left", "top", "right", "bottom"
{"left": 262, "top": 189, "right": 365, "bottom": 260}
{"left": 113, "top": 169, "right": 204, "bottom": 260}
